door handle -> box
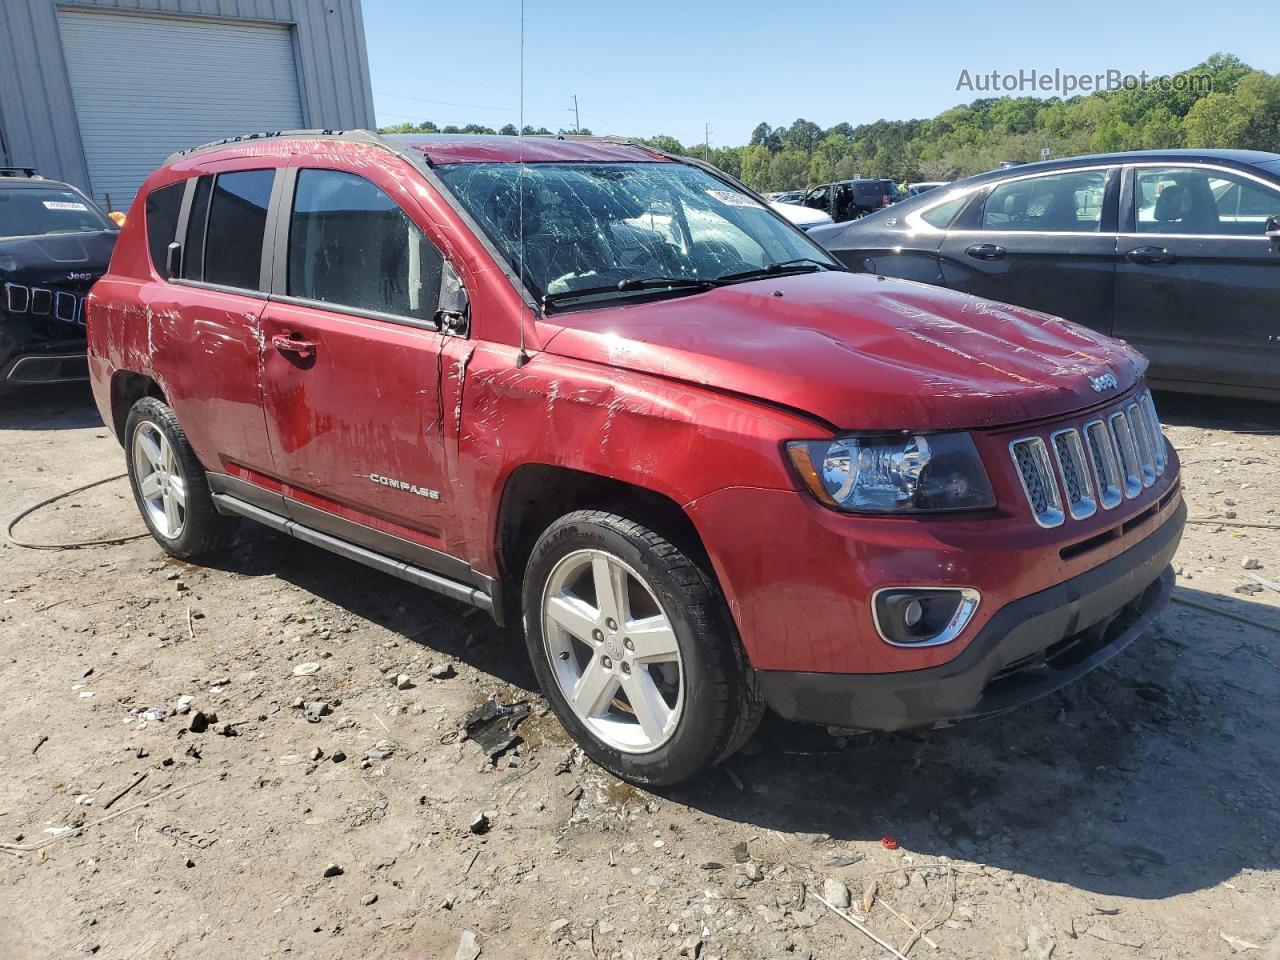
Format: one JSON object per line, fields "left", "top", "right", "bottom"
{"left": 1125, "top": 246, "right": 1176, "bottom": 266}
{"left": 271, "top": 333, "right": 317, "bottom": 362}
{"left": 965, "top": 243, "right": 1006, "bottom": 261}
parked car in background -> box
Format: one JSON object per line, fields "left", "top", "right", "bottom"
{"left": 769, "top": 200, "right": 833, "bottom": 231}
{"left": 905, "top": 180, "right": 949, "bottom": 197}
{"left": 0, "top": 168, "right": 118, "bottom": 390}
{"left": 811, "top": 149, "right": 1280, "bottom": 402}
{"left": 89, "top": 131, "right": 1182, "bottom": 786}
{"left": 800, "top": 178, "right": 901, "bottom": 222}
{"left": 769, "top": 190, "right": 806, "bottom": 204}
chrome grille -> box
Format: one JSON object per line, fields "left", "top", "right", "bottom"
{"left": 4, "top": 282, "right": 29, "bottom": 312}
{"left": 1010, "top": 390, "right": 1169, "bottom": 523}
{"left": 1010, "top": 436, "right": 1064, "bottom": 527}
{"left": 1127, "top": 402, "right": 1157, "bottom": 488}
{"left": 1108, "top": 411, "right": 1142, "bottom": 499}
{"left": 2, "top": 282, "right": 85, "bottom": 326}
{"left": 55, "top": 291, "right": 79, "bottom": 324}
{"left": 1139, "top": 391, "right": 1167, "bottom": 475}
{"left": 1084, "top": 419, "right": 1123, "bottom": 509}
{"left": 1050, "top": 428, "right": 1096, "bottom": 519}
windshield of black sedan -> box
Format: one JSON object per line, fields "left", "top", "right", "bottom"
{"left": 435, "top": 161, "right": 835, "bottom": 302}
{"left": 0, "top": 186, "right": 115, "bottom": 239}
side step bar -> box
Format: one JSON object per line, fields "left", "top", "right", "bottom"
{"left": 211, "top": 493, "right": 497, "bottom": 618}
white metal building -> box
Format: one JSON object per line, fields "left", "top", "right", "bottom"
{"left": 0, "top": 0, "right": 375, "bottom": 213}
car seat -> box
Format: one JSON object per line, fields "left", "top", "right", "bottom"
{"left": 1153, "top": 184, "right": 1191, "bottom": 230}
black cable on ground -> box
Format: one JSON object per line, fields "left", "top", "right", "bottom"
{"left": 6, "top": 473, "right": 149, "bottom": 550}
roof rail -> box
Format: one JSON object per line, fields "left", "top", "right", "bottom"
{"left": 165, "top": 129, "right": 385, "bottom": 164}
{"left": 540, "top": 132, "right": 675, "bottom": 160}
{"left": 543, "top": 133, "right": 637, "bottom": 146}
{"left": 0, "top": 166, "right": 40, "bottom": 179}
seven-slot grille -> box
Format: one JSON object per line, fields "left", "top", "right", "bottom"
{"left": 1010, "top": 389, "right": 1167, "bottom": 528}
{"left": 4, "top": 281, "right": 85, "bottom": 325}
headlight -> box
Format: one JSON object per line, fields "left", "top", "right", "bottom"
{"left": 786, "top": 432, "right": 996, "bottom": 514}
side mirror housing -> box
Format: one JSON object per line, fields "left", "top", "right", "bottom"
{"left": 1267, "top": 214, "right": 1280, "bottom": 245}
{"left": 435, "top": 260, "right": 469, "bottom": 336}
{"left": 164, "top": 241, "right": 182, "bottom": 279}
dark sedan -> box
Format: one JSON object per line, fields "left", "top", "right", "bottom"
{"left": 810, "top": 149, "right": 1280, "bottom": 402}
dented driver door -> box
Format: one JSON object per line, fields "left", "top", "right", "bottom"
{"left": 259, "top": 163, "right": 456, "bottom": 564}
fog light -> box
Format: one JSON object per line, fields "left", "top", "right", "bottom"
{"left": 903, "top": 598, "right": 923, "bottom": 628}
{"left": 872, "top": 587, "right": 980, "bottom": 647}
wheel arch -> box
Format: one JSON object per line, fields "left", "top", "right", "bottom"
{"left": 494, "top": 464, "right": 712, "bottom": 624}
{"left": 109, "top": 370, "right": 167, "bottom": 443}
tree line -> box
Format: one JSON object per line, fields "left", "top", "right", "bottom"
{"left": 380, "top": 54, "right": 1280, "bottom": 192}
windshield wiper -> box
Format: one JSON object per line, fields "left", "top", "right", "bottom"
{"left": 541, "top": 276, "right": 715, "bottom": 311}
{"left": 714, "top": 258, "right": 835, "bottom": 285}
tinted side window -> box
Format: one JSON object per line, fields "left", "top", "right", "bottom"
{"left": 145, "top": 182, "right": 185, "bottom": 279}
{"left": 983, "top": 170, "right": 1106, "bottom": 233}
{"left": 1135, "top": 166, "right": 1280, "bottom": 236}
{"left": 287, "top": 169, "right": 443, "bottom": 323}
{"left": 202, "top": 170, "right": 273, "bottom": 290}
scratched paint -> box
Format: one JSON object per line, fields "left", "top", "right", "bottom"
{"left": 85, "top": 132, "right": 1180, "bottom": 681}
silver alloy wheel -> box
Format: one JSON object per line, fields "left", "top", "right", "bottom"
{"left": 132, "top": 421, "right": 187, "bottom": 540}
{"left": 541, "top": 548, "right": 685, "bottom": 754}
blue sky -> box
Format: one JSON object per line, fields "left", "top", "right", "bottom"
{"left": 363, "top": 1, "right": 1277, "bottom": 147}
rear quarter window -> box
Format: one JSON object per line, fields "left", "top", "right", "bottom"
{"left": 144, "top": 182, "right": 185, "bottom": 279}
{"left": 920, "top": 194, "right": 968, "bottom": 229}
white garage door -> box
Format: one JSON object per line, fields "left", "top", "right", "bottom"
{"left": 58, "top": 10, "right": 305, "bottom": 212}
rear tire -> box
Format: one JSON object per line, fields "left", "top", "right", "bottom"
{"left": 522, "top": 509, "right": 762, "bottom": 787}
{"left": 124, "top": 396, "right": 238, "bottom": 560}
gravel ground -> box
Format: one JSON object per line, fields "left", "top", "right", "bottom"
{"left": 1, "top": 385, "right": 1277, "bottom": 960}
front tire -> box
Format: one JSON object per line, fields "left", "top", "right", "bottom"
{"left": 522, "top": 510, "right": 762, "bottom": 786}
{"left": 124, "top": 396, "right": 238, "bottom": 559}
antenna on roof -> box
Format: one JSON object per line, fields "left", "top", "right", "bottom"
{"left": 515, "top": 0, "right": 530, "bottom": 368}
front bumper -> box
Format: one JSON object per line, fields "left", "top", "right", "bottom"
{"left": 0, "top": 335, "right": 89, "bottom": 387}
{"left": 759, "top": 499, "right": 1185, "bottom": 730}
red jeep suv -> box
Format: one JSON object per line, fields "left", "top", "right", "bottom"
{"left": 86, "top": 131, "right": 1185, "bottom": 786}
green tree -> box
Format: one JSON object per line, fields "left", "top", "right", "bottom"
{"left": 376, "top": 54, "right": 1279, "bottom": 188}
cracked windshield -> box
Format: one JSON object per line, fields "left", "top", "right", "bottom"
{"left": 436, "top": 161, "right": 834, "bottom": 306}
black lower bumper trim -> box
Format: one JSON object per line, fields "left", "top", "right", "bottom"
{"left": 1, "top": 350, "right": 89, "bottom": 385}
{"left": 760, "top": 499, "right": 1185, "bottom": 731}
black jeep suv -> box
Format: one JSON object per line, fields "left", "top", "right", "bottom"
{"left": 0, "top": 168, "right": 118, "bottom": 390}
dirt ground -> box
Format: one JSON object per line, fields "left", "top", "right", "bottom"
{"left": 1, "top": 385, "right": 1277, "bottom": 960}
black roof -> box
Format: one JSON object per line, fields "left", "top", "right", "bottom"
{"left": 953, "top": 148, "right": 1280, "bottom": 190}
{"left": 0, "top": 170, "right": 79, "bottom": 190}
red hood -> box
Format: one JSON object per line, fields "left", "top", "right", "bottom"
{"left": 538, "top": 271, "right": 1147, "bottom": 431}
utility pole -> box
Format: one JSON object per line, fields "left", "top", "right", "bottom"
{"left": 572, "top": 94, "right": 580, "bottom": 134}
{"left": 704, "top": 123, "right": 710, "bottom": 162}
